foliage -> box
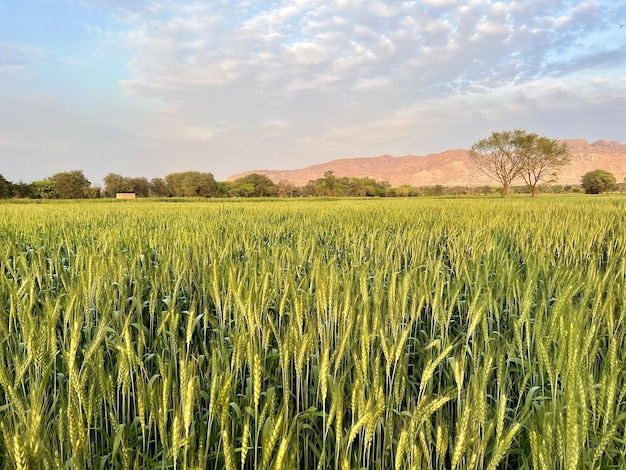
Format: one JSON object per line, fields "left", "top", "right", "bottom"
{"left": 0, "top": 174, "right": 9, "bottom": 198}
{"left": 581, "top": 169, "right": 617, "bottom": 194}
{"left": 30, "top": 179, "right": 59, "bottom": 199}
{"left": 392, "top": 184, "right": 421, "bottom": 197}
{"left": 103, "top": 173, "right": 133, "bottom": 196}
{"left": 303, "top": 171, "right": 391, "bottom": 197}
{"left": 47, "top": 170, "right": 92, "bottom": 199}
{"left": 104, "top": 174, "right": 152, "bottom": 198}
{"left": 149, "top": 178, "right": 171, "bottom": 197}
{"left": 165, "top": 171, "right": 218, "bottom": 197}
{"left": 518, "top": 134, "right": 571, "bottom": 197}
{"left": 469, "top": 130, "right": 528, "bottom": 197}
{"left": 231, "top": 173, "right": 279, "bottom": 197}
{"left": 277, "top": 180, "right": 298, "bottom": 198}
{"left": 1, "top": 198, "right": 626, "bottom": 469}
{"left": 8, "top": 182, "right": 35, "bottom": 199}
{"left": 470, "top": 130, "right": 571, "bottom": 197}
{"left": 0, "top": 162, "right": 619, "bottom": 200}
{"left": 130, "top": 177, "right": 151, "bottom": 198}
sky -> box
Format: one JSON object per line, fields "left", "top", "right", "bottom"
{"left": 0, "top": 0, "right": 625, "bottom": 185}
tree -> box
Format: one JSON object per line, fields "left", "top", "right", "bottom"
{"left": 277, "top": 180, "right": 298, "bottom": 198}
{"left": 10, "top": 182, "right": 35, "bottom": 199}
{"left": 395, "top": 184, "right": 420, "bottom": 197}
{"left": 0, "top": 174, "right": 10, "bottom": 198}
{"left": 518, "top": 134, "right": 571, "bottom": 197}
{"left": 232, "top": 173, "right": 278, "bottom": 197}
{"left": 103, "top": 174, "right": 151, "bottom": 198}
{"left": 47, "top": 170, "right": 92, "bottom": 199}
{"left": 84, "top": 186, "right": 102, "bottom": 199}
{"left": 227, "top": 181, "right": 255, "bottom": 197}
{"left": 129, "top": 177, "right": 150, "bottom": 198}
{"left": 150, "top": 178, "right": 171, "bottom": 197}
{"left": 469, "top": 130, "right": 529, "bottom": 197}
{"left": 581, "top": 170, "right": 617, "bottom": 194}
{"left": 31, "top": 180, "right": 57, "bottom": 199}
{"left": 347, "top": 177, "right": 390, "bottom": 196}
{"left": 306, "top": 171, "right": 342, "bottom": 196}
{"left": 470, "top": 130, "right": 571, "bottom": 197}
{"left": 103, "top": 173, "right": 133, "bottom": 197}
{"left": 165, "top": 172, "right": 218, "bottom": 197}
{"left": 319, "top": 171, "right": 340, "bottom": 196}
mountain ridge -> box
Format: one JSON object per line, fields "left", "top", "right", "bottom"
{"left": 227, "top": 139, "right": 626, "bottom": 187}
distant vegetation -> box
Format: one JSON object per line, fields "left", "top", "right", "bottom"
{"left": 1, "top": 169, "right": 624, "bottom": 200}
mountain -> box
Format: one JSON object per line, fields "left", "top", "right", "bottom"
{"left": 227, "top": 139, "right": 626, "bottom": 187}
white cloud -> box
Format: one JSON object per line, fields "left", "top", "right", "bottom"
{"left": 285, "top": 42, "right": 328, "bottom": 64}
{"left": 423, "top": 0, "right": 459, "bottom": 8}
{"left": 110, "top": 2, "right": 528, "bottom": 106}
{"left": 83, "top": 1, "right": 625, "bottom": 149}
{"left": 1, "top": 0, "right": 624, "bottom": 183}
{"left": 590, "top": 77, "right": 614, "bottom": 86}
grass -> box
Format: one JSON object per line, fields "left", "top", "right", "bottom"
{"left": 0, "top": 196, "right": 625, "bottom": 469}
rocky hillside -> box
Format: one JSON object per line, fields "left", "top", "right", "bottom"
{"left": 228, "top": 139, "right": 626, "bottom": 187}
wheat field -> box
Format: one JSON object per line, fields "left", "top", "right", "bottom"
{"left": 0, "top": 197, "right": 625, "bottom": 469}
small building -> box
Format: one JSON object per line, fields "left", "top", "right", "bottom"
{"left": 116, "top": 193, "right": 137, "bottom": 199}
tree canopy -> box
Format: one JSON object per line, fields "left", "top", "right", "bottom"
{"left": 47, "top": 170, "right": 92, "bottom": 199}
{"left": 230, "top": 173, "right": 278, "bottom": 197}
{"left": 103, "top": 173, "right": 151, "bottom": 198}
{"left": 103, "top": 173, "right": 134, "bottom": 197}
{"left": 469, "top": 130, "right": 571, "bottom": 197}
{"left": 518, "top": 134, "right": 571, "bottom": 197}
{"left": 0, "top": 174, "right": 9, "bottom": 199}
{"left": 581, "top": 170, "right": 617, "bottom": 194}
{"left": 165, "top": 172, "right": 218, "bottom": 198}
{"left": 469, "top": 130, "right": 528, "bottom": 197}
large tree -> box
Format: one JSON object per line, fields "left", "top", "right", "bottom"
{"left": 150, "top": 178, "right": 171, "bottom": 197}
{"left": 47, "top": 170, "right": 92, "bottom": 199}
{"left": 103, "top": 174, "right": 150, "bottom": 198}
{"left": 581, "top": 170, "right": 617, "bottom": 194}
{"left": 0, "top": 174, "right": 10, "bottom": 198}
{"left": 10, "top": 182, "right": 35, "bottom": 199}
{"left": 103, "top": 173, "right": 133, "bottom": 197}
{"left": 232, "top": 173, "right": 278, "bottom": 197}
{"left": 277, "top": 180, "right": 298, "bottom": 198}
{"left": 30, "top": 180, "right": 56, "bottom": 199}
{"left": 469, "top": 130, "right": 528, "bottom": 197}
{"left": 165, "top": 172, "right": 218, "bottom": 197}
{"left": 130, "top": 177, "right": 151, "bottom": 198}
{"left": 470, "top": 130, "right": 571, "bottom": 197}
{"left": 519, "top": 134, "right": 571, "bottom": 197}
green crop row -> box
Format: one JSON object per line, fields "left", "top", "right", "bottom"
{"left": 0, "top": 197, "right": 625, "bottom": 469}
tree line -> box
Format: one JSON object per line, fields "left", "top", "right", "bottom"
{"left": 0, "top": 130, "right": 621, "bottom": 199}
{"left": 0, "top": 170, "right": 399, "bottom": 199}
{"left": 1, "top": 167, "right": 618, "bottom": 200}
